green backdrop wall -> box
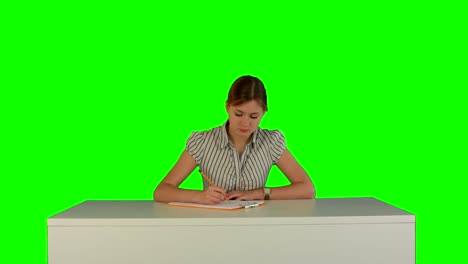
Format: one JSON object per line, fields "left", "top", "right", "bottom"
{"left": 2, "top": 1, "right": 465, "bottom": 264}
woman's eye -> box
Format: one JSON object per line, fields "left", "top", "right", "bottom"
{"left": 250, "top": 116, "right": 258, "bottom": 119}
{"left": 235, "top": 113, "right": 242, "bottom": 117}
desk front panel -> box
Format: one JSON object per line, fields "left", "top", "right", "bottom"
{"left": 48, "top": 222, "right": 414, "bottom": 264}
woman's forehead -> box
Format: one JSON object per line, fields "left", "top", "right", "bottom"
{"left": 232, "top": 100, "right": 263, "bottom": 113}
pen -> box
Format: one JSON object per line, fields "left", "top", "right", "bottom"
{"left": 199, "top": 169, "right": 215, "bottom": 186}
{"left": 199, "top": 169, "right": 228, "bottom": 200}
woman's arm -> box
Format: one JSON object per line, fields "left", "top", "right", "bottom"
{"left": 153, "top": 150, "right": 199, "bottom": 203}
{"left": 153, "top": 150, "right": 226, "bottom": 204}
{"left": 272, "top": 148, "right": 316, "bottom": 199}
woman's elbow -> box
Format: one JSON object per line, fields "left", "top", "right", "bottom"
{"left": 153, "top": 183, "right": 174, "bottom": 202}
{"left": 303, "top": 190, "right": 316, "bottom": 199}
{"left": 153, "top": 186, "right": 164, "bottom": 202}
{"left": 303, "top": 183, "right": 316, "bottom": 199}
{"left": 309, "top": 190, "right": 317, "bottom": 199}
{"left": 153, "top": 188, "right": 160, "bottom": 201}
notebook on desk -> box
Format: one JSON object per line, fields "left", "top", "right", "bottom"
{"left": 168, "top": 200, "right": 265, "bottom": 210}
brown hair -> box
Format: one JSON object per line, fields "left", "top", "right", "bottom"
{"left": 226, "top": 75, "right": 268, "bottom": 111}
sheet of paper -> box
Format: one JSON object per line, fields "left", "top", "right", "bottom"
{"left": 168, "top": 200, "right": 265, "bottom": 210}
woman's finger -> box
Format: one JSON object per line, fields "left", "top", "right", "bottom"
{"left": 208, "top": 186, "right": 227, "bottom": 197}
{"left": 226, "top": 192, "right": 242, "bottom": 200}
{"left": 208, "top": 192, "right": 225, "bottom": 203}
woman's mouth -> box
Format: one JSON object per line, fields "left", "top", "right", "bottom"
{"left": 240, "top": 128, "right": 249, "bottom": 133}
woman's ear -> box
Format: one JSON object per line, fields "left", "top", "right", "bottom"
{"left": 225, "top": 102, "right": 230, "bottom": 113}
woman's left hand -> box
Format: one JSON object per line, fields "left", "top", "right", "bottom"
{"left": 226, "top": 189, "right": 263, "bottom": 200}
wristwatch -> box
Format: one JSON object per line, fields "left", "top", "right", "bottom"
{"left": 264, "top": 188, "right": 271, "bottom": 200}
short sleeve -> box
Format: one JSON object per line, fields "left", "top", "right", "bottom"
{"left": 269, "top": 130, "right": 286, "bottom": 164}
{"left": 186, "top": 132, "right": 205, "bottom": 165}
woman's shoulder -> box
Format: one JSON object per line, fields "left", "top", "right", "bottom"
{"left": 256, "top": 127, "right": 285, "bottom": 146}
{"left": 191, "top": 124, "right": 224, "bottom": 135}
{"left": 186, "top": 125, "right": 225, "bottom": 163}
{"left": 187, "top": 124, "right": 224, "bottom": 142}
{"left": 257, "top": 128, "right": 286, "bottom": 162}
{"left": 257, "top": 127, "right": 284, "bottom": 139}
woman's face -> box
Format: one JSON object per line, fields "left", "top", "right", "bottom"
{"left": 226, "top": 100, "right": 265, "bottom": 139}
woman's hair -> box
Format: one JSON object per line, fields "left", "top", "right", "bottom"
{"left": 226, "top": 75, "right": 268, "bottom": 111}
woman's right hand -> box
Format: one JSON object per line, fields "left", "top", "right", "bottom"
{"left": 197, "top": 186, "right": 227, "bottom": 204}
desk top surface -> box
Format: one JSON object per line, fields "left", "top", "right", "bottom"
{"left": 48, "top": 198, "right": 414, "bottom": 226}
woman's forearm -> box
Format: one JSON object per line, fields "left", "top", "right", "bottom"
{"left": 269, "top": 182, "right": 316, "bottom": 200}
{"left": 153, "top": 183, "right": 201, "bottom": 203}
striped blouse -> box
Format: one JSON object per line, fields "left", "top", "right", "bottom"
{"left": 186, "top": 122, "right": 286, "bottom": 192}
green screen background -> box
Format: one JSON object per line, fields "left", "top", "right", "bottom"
{"left": 1, "top": 1, "right": 465, "bottom": 263}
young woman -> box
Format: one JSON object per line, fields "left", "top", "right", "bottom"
{"left": 153, "top": 75, "right": 315, "bottom": 204}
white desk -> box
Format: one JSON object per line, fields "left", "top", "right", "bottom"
{"left": 48, "top": 198, "right": 415, "bottom": 264}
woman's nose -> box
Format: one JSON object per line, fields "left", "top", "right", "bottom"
{"left": 240, "top": 116, "right": 250, "bottom": 125}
